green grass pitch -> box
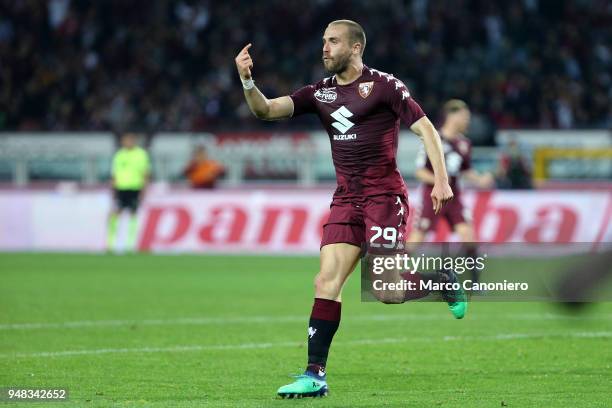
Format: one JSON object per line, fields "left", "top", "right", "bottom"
{"left": 1, "top": 253, "right": 611, "bottom": 407}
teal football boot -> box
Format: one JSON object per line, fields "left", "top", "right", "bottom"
{"left": 440, "top": 269, "right": 468, "bottom": 319}
{"left": 277, "top": 370, "right": 328, "bottom": 399}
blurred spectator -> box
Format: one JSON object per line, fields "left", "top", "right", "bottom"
{"left": 183, "top": 145, "right": 224, "bottom": 188}
{"left": 1, "top": 1, "right": 611, "bottom": 140}
{"left": 496, "top": 138, "right": 532, "bottom": 189}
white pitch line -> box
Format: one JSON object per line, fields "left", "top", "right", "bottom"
{"left": 1, "top": 312, "right": 610, "bottom": 331}
{"left": 2, "top": 331, "right": 611, "bottom": 359}
{"left": 0, "top": 316, "right": 305, "bottom": 330}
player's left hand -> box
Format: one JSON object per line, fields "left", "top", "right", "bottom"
{"left": 235, "top": 43, "right": 254, "bottom": 80}
{"left": 431, "top": 182, "right": 454, "bottom": 214}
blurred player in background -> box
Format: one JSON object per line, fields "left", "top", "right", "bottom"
{"left": 408, "top": 100, "right": 494, "bottom": 283}
{"left": 183, "top": 145, "right": 224, "bottom": 189}
{"left": 496, "top": 137, "right": 532, "bottom": 189}
{"left": 106, "top": 132, "right": 150, "bottom": 252}
{"left": 236, "top": 20, "right": 462, "bottom": 399}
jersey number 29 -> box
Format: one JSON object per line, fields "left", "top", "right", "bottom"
{"left": 369, "top": 226, "right": 397, "bottom": 248}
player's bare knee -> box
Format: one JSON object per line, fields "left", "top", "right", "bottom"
{"left": 314, "top": 271, "right": 342, "bottom": 297}
{"left": 314, "top": 271, "right": 337, "bottom": 291}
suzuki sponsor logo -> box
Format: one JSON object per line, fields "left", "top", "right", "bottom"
{"left": 333, "top": 134, "right": 357, "bottom": 141}
{"left": 330, "top": 106, "right": 355, "bottom": 134}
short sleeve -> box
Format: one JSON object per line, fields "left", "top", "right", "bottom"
{"left": 386, "top": 80, "right": 426, "bottom": 127}
{"left": 289, "top": 85, "right": 316, "bottom": 117}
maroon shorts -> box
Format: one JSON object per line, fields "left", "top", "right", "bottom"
{"left": 413, "top": 188, "right": 469, "bottom": 232}
{"left": 321, "top": 194, "right": 409, "bottom": 249}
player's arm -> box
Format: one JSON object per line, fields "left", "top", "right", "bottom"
{"left": 241, "top": 85, "right": 294, "bottom": 121}
{"left": 463, "top": 169, "right": 494, "bottom": 188}
{"left": 410, "top": 116, "right": 454, "bottom": 213}
{"left": 235, "top": 44, "right": 293, "bottom": 121}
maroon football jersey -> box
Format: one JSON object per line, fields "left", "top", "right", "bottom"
{"left": 290, "top": 65, "right": 425, "bottom": 198}
{"left": 416, "top": 131, "right": 472, "bottom": 195}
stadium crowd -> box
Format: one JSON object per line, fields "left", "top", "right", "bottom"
{"left": 1, "top": 0, "right": 611, "bottom": 140}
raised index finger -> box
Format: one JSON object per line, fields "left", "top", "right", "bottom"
{"left": 240, "top": 43, "right": 252, "bottom": 54}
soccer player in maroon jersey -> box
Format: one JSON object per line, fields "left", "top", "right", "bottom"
{"left": 235, "top": 20, "right": 459, "bottom": 398}
{"left": 408, "top": 100, "right": 494, "bottom": 283}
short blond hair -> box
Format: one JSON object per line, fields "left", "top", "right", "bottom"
{"left": 443, "top": 99, "right": 469, "bottom": 115}
{"left": 329, "top": 19, "right": 366, "bottom": 56}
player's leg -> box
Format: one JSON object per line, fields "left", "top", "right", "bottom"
{"left": 398, "top": 195, "right": 468, "bottom": 317}
{"left": 450, "top": 199, "right": 481, "bottom": 284}
{"left": 277, "top": 242, "right": 361, "bottom": 399}
{"left": 454, "top": 222, "right": 474, "bottom": 242}
{"left": 437, "top": 199, "right": 470, "bottom": 318}
{"left": 277, "top": 197, "right": 364, "bottom": 399}
{"left": 126, "top": 190, "right": 142, "bottom": 251}
{"left": 315, "top": 242, "right": 362, "bottom": 300}
{"left": 406, "top": 191, "right": 437, "bottom": 250}
{"left": 106, "top": 211, "right": 120, "bottom": 251}
{"left": 364, "top": 194, "right": 443, "bottom": 303}
{"left": 395, "top": 196, "right": 446, "bottom": 301}
{"left": 407, "top": 228, "right": 425, "bottom": 245}
{"left": 454, "top": 222, "right": 479, "bottom": 273}
{"left": 364, "top": 194, "right": 414, "bottom": 303}
{"left": 106, "top": 189, "right": 123, "bottom": 251}
{"left": 309, "top": 243, "right": 361, "bottom": 365}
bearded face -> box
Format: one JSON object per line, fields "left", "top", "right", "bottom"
{"left": 322, "top": 49, "right": 352, "bottom": 74}
{"left": 322, "top": 24, "right": 357, "bottom": 75}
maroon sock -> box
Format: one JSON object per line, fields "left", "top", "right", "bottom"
{"left": 307, "top": 298, "right": 341, "bottom": 373}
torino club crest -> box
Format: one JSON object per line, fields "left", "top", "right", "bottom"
{"left": 358, "top": 81, "right": 374, "bottom": 98}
